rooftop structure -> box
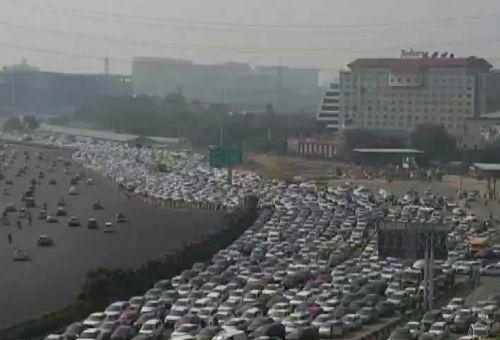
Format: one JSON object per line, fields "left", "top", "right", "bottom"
{"left": 353, "top": 148, "right": 424, "bottom": 154}
{"left": 316, "top": 81, "right": 341, "bottom": 132}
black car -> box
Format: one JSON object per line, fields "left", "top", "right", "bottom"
{"left": 110, "top": 325, "right": 137, "bottom": 340}
{"left": 421, "top": 310, "right": 442, "bottom": 331}
{"left": 56, "top": 207, "right": 67, "bottom": 217}
{"left": 376, "top": 301, "right": 396, "bottom": 318}
{"left": 87, "top": 218, "right": 99, "bottom": 229}
{"left": 62, "top": 322, "right": 84, "bottom": 340}
{"left": 116, "top": 213, "right": 126, "bottom": 223}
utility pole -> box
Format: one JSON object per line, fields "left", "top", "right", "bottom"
{"left": 459, "top": 143, "right": 467, "bottom": 191}
{"left": 104, "top": 55, "right": 109, "bottom": 76}
{"left": 423, "top": 238, "right": 429, "bottom": 311}
{"left": 219, "top": 88, "right": 225, "bottom": 147}
{"left": 104, "top": 55, "right": 110, "bottom": 95}
{"left": 429, "top": 237, "right": 435, "bottom": 310}
{"left": 277, "top": 61, "right": 283, "bottom": 114}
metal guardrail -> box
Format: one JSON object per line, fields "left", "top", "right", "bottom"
{"left": 0, "top": 138, "right": 76, "bottom": 151}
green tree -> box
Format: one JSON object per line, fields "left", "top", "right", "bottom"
{"left": 411, "top": 124, "right": 456, "bottom": 160}
{"left": 3, "top": 117, "right": 24, "bottom": 132}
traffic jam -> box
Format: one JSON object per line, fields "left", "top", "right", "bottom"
{"left": 3, "top": 134, "right": 499, "bottom": 340}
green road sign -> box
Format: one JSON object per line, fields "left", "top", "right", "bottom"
{"left": 209, "top": 148, "right": 243, "bottom": 168}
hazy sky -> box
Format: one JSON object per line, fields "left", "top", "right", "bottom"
{"left": 1, "top": 0, "right": 500, "bottom": 78}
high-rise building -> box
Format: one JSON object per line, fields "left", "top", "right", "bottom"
{"left": 338, "top": 54, "right": 493, "bottom": 136}
{"left": 132, "top": 57, "right": 321, "bottom": 113}
{"left": 316, "top": 81, "right": 341, "bottom": 132}
{"left": 0, "top": 61, "right": 132, "bottom": 115}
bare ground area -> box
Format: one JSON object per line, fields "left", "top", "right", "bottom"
{"left": 243, "top": 153, "right": 347, "bottom": 182}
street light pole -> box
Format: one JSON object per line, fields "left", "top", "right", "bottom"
{"left": 459, "top": 144, "right": 467, "bottom": 192}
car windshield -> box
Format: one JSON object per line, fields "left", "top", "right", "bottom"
{"left": 442, "top": 308, "right": 453, "bottom": 314}
{"left": 457, "top": 310, "right": 470, "bottom": 317}
{"left": 171, "top": 310, "right": 185, "bottom": 316}
{"left": 88, "top": 315, "right": 102, "bottom": 321}
{"left": 100, "top": 322, "right": 115, "bottom": 330}
{"left": 430, "top": 325, "right": 444, "bottom": 331}
{"left": 82, "top": 330, "right": 98, "bottom": 336}
{"left": 408, "top": 323, "right": 419, "bottom": 330}
{"left": 142, "top": 323, "right": 156, "bottom": 331}
{"left": 178, "top": 324, "right": 198, "bottom": 332}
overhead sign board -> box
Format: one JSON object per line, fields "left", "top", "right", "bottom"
{"left": 209, "top": 148, "right": 243, "bottom": 168}
{"left": 378, "top": 221, "right": 448, "bottom": 260}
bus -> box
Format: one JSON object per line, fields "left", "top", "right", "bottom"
{"left": 469, "top": 237, "right": 490, "bottom": 254}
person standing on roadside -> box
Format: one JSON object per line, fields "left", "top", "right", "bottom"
{"left": 7, "top": 233, "right": 12, "bottom": 244}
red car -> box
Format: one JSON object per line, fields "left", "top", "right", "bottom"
{"left": 120, "top": 306, "right": 141, "bottom": 326}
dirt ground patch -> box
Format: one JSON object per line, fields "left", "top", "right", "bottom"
{"left": 243, "top": 153, "right": 347, "bottom": 182}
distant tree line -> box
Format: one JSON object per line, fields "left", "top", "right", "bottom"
{"left": 3, "top": 116, "right": 39, "bottom": 133}
{"left": 53, "top": 95, "right": 317, "bottom": 153}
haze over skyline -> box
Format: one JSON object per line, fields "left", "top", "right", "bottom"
{"left": 1, "top": 0, "right": 500, "bottom": 77}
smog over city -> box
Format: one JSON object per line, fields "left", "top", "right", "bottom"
{"left": 1, "top": 1, "right": 500, "bottom": 340}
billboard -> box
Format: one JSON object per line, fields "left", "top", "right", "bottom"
{"left": 209, "top": 148, "right": 243, "bottom": 168}
{"left": 378, "top": 221, "right": 448, "bottom": 260}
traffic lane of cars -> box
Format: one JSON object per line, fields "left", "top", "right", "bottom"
{"left": 49, "top": 183, "right": 466, "bottom": 340}
{"left": 0, "top": 146, "right": 225, "bottom": 328}
{"left": 55, "top": 186, "right": 398, "bottom": 340}
{"left": 344, "top": 316, "right": 400, "bottom": 339}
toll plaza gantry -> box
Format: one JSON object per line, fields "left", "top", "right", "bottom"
{"left": 473, "top": 163, "right": 500, "bottom": 199}
{"left": 378, "top": 220, "right": 448, "bottom": 310}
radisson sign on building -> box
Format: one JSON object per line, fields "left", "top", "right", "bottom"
{"left": 400, "top": 49, "right": 426, "bottom": 59}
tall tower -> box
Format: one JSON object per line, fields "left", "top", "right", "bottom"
{"left": 104, "top": 55, "right": 110, "bottom": 95}
{"left": 277, "top": 60, "right": 283, "bottom": 113}
{"left": 104, "top": 55, "right": 109, "bottom": 76}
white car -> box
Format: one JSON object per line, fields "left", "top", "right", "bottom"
{"left": 165, "top": 307, "right": 189, "bottom": 328}
{"left": 12, "top": 248, "right": 30, "bottom": 261}
{"left": 139, "top": 319, "right": 163, "bottom": 336}
{"left": 480, "top": 263, "right": 500, "bottom": 276}
{"left": 170, "top": 323, "right": 202, "bottom": 338}
{"left": 342, "top": 314, "right": 362, "bottom": 331}
{"left": 448, "top": 298, "right": 465, "bottom": 311}
{"left": 429, "top": 321, "right": 448, "bottom": 339}
{"left": 83, "top": 312, "right": 105, "bottom": 328}
{"left": 469, "top": 322, "right": 490, "bottom": 338}
{"left": 103, "top": 222, "right": 115, "bottom": 233}
{"left": 453, "top": 262, "right": 472, "bottom": 275}
{"left": 140, "top": 300, "right": 163, "bottom": 314}
{"left": 465, "top": 213, "right": 478, "bottom": 222}
{"left": 406, "top": 321, "right": 421, "bottom": 339}
{"left": 104, "top": 301, "right": 128, "bottom": 317}
{"left": 441, "top": 307, "right": 455, "bottom": 323}
{"left": 76, "top": 327, "right": 100, "bottom": 340}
